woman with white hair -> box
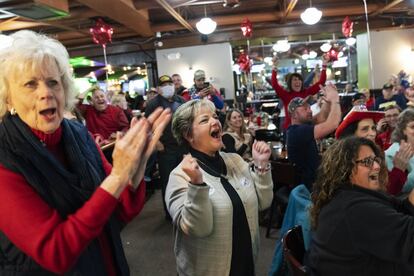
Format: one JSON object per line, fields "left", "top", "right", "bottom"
{"left": 0, "top": 30, "right": 171, "bottom": 275}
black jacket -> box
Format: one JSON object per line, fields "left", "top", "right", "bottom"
{"left": 309, "top": 185, "right": 414, "bottom": 276}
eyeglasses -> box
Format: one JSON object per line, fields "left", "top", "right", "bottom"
{"left": 355, "top": 156, "right": 382, "bottom": 168}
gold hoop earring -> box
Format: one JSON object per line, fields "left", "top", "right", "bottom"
{"left": 10, "top": 107, "right": 17, "bottom": 115}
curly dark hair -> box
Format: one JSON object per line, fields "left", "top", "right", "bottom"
{"left": 287, "top": 73, "right": 304, "bottom": 92}
{"left": 310, "top": 137, "right": 387, "bottom": 229}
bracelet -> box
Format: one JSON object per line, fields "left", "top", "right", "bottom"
{"left": 252, "top": 163, "right": 271, "bottom": 173}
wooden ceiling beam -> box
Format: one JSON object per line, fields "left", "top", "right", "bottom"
{"left": 152, "top": 4, "right": 380, "bottom": 32}
{"left": 66, "top": 18, "right": 394, "bottom": 58}
{"left": 370, "top": 0, "right": 404, "bottom": 16}
{"left": 62, "top": 31, "right": 139, "bottom": 47}
{"left": 54, "top": 26, "right": 133, "bottom": 40}
{"left": 76, "top": 0, "right": 153, "bottom": 37}
{"left": 154, "top": 0, "right": 195, "bottom": 32}
{"left": 281, "top": 0, "right": 298, "bottom": 23}
{"left": 0, "top": 20, "right": 49, "bottom": 31}
{"left": 133, "top": 0, "right": 159, "bottom": 10}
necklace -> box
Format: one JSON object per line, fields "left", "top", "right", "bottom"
{"left": 194, "top": 157, "right": 228, "bottom": 180}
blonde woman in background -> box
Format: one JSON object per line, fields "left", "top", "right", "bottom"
{"left": 222, "top": 108, "right": 253, "bottom": 160}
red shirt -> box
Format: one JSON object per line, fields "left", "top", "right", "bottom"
{"left": 271, "top": 68, "right": 327, "bottom": 129}
{"left": 0, "top": 127, "right": 146, "bottom": 274}
{"left": 78, "top": 104, "right": 129, "bottom": 140}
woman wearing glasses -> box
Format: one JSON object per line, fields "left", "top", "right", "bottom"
{"left": 335, "top": 106, "right": 414, "bottom": 195}
{"left": 385, "top": 109, "right": 414, "bottom": 194}
{"left": 309, "top": 137, "right": 414, "bottom": 275}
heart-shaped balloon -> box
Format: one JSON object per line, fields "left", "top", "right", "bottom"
{"left": 342, "top": 16, "right": 353, "bottom": 38}
{"left": 237, "top": 52, "right": 252, "bottom": 73}
{"left": 90, "top": 18, "right": 113, "bottom": 47}
{"left": 240, "top": 18, "right": 253, "bottom": 38}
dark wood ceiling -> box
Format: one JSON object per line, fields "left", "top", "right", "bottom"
{"left": 0, "top": 0, "right": 412, "bottom": 57}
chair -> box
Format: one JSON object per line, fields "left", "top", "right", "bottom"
{"left": 282, "top": 225, "right": 309, "bottom": 276}
{"left": 266, "top": 161, "right": 300, "bottom": 238}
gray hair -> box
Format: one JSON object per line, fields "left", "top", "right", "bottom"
{"left": 391, "top": 108, "right": 414, "bottom": 143}
{"left": 172, "top": 99, "right": 216, "bottom": 145}
{"left": 0, "top": 30, "right": 77, "bottom": 119}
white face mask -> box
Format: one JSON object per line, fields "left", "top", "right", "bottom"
{"left": 160, "top": 85, "right": 175, "bottom": 98}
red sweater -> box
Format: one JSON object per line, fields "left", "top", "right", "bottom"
{"left": 271, "top": 68, "right": 327, "bottom": 129}
{"left": 0, "top": 127, "right": 146, "bottom": 274}
{"left": 78, "top": 104, "right": 129, "bottom": 140}
{"left": 387, "top": 167, "right": 408, "bottom": 195}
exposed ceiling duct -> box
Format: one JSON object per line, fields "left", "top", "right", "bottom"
{"left": 1, "top": 0, "right": 69, "bottom": 20}
{"left": 223, "top": 0, "right": 240, "bottom": 8}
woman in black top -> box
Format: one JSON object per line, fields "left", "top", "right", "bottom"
{"left": 309, "top": 137, "right": 414, "bottom": 275}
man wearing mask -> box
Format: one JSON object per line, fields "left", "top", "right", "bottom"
{"left": 145, "top": 75, "right": 185, "bottom": 220}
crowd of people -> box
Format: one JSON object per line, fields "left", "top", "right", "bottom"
{"left": 3, "top": 29, "right": 414, "bottom": 276}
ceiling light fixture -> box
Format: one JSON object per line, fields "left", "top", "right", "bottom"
{"left": 309, "top": 50, "right": 317, "bottom": 59}
{"left": 272, "top": 40, "right": 290, "bottom": 53}
{"left": 300, "top": 0, "right": 322, "bottom": 25}
{"left": 345, "top": 37, "right": 357, "bottom": 46}
{"left": 264, "top": 57, "right": 273, "bottom": 65}
{"left": 320, "top": 43, "right": 332, "bottom": 52}
{"left": 196, "top": 6, "right": 217, "bottom": 35}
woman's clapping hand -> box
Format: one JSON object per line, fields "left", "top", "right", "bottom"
{"left": 110, "top": 108, "right": 172, "bottom": 190}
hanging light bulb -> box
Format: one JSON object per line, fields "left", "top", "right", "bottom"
{"left": 309, "top": 50, "right": 317, "bottom": 59}
{"left": 300, "top": 5, "right": 322, "bottom": 25}
{"left": 320, "top": 43, "right": 332, "bottom": 52}
{"left": 345, "top": 37, "right": 356, "bottom": 46}
{"left": 196, "top": 6, "right": 217, "bottom": 35}
{"left": 196, "top": 18, "right": 217, "bottom": 34}
{"left": 264, "top": 57, "right": 273, "bottom": 65}
{"left": 272, "top": 40, "right": 290, "bottom": 52}
{"left": 302, "top": 53, "right": 309, "bottom": 60}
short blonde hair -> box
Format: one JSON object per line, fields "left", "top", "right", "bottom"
{"left": 0, "top": 30, "right": 76, "bottom": 119}
{"left": 172, "top": 99, "right": 216, "bottom": 145}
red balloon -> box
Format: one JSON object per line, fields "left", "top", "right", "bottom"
{"left": 342, "top": 16, "right": 353, "bottom": 38}
{"left": 328, "top": 48, "right": 338, "bottom": 62}
{"left": 240, "top": 18, "right": 253, "bottom": 38}
{"left": 90, "top": 18, "right": 113, "bottom": 47}
{"left": 237, "top": 52, "right": 251, "bottom": 73}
